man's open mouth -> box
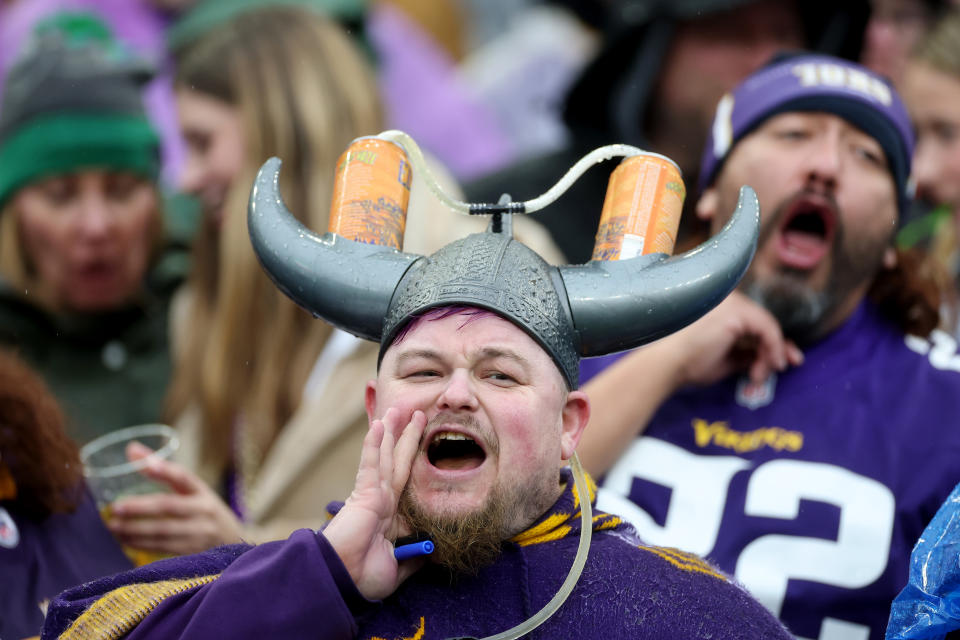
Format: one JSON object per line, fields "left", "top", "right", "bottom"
{"left": 776, "top": 197, "right": 837, "bottom": 270}
{"left": 427, "top": 431, "right": 487, "bottom": 471}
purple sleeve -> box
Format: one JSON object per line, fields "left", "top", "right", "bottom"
{"left": 579, "top": 351, "right": 629, "bottom": 384}
{"left": 126, "top": 529, "right": 362, "bottom": 639}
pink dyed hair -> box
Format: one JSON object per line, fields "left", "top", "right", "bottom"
{"left": 390, "top": 306, "right": 500, "bottom": 346}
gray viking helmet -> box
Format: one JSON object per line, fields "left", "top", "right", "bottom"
{"left": 248, "top": 157, "right": 760, "bottom": 389}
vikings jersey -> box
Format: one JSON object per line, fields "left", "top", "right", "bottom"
{"left": 596, "top": 302, "right": 960, "bottom": 640}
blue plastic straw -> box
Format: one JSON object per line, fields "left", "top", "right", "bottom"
{"left": 394, "top": 540, "right": 434, "bottom": 561}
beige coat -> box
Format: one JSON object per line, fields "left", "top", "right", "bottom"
{"left": 174, "top": 339, "right": 376, "bottom": 543}
{"left": 172, "top": 157, "right": 566, "bottom": 545}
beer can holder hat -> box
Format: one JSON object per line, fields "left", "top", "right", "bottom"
{"left": 699, "top": 52, "right": 915, "bottom": 216}
{"left": 248, "top": 130, "right": 759, "bottom": 639}
{"left": 248, "top": 133, "right": 761, "bottom": 390}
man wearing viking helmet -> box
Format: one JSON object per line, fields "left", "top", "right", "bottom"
{"left": 41, "top": 131, "right": 792, "bottom": 637}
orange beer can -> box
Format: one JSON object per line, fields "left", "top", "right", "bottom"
{"left": 329, "top": 137, "right": 412, "bottom": 250}
{"left": 591, "top": 152, "right": 686, "bottom": 261}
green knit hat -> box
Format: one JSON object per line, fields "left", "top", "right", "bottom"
{"left": 0, "top": 12, "right": 160, "bottom": 210}
{"left": 167, "top": 0, "right": 368, "bottom": 53}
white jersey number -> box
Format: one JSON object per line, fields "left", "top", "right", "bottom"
{"left": 599, "top": 438, "right": 895, "bottom": 640}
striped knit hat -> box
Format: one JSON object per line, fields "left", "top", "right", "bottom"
{"left": 700, "top": 52, "right": 915, "bottom": 216}
{"left": 0, "top": 12, "right": 160, "bottom": 210}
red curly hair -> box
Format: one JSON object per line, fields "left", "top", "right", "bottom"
{"left": 0, "top": 349, "right": 83, "bottom": 519}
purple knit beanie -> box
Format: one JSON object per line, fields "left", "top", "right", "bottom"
{"left": 699, "top": 53, "right": 915, "bottom": 216}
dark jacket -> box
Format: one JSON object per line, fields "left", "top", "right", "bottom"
{"left": 0, "top": 249, "right": 184, "bottom": 445}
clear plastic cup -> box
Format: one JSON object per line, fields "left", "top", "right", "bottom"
{"left": 80, "top": 424, "right": 180, "bottom": 508}
{"left": 80, "top": 424, "right": 180, "bottom": 565}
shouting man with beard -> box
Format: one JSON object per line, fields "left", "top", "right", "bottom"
{"left": 41, "top": 131, "right": 793, "bottom": 637}
{"left": 578, "top": 53, "right": 960, "bottom": 640}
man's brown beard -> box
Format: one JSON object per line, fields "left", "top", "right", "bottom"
{"left": 397, "top": 463, "right": 564, "bottom": 577}
{"left": 398, "top": 483, "right": 508, "bottom": 577}
{"left": 740, "top": 190, "right": 891, "bottom": 344}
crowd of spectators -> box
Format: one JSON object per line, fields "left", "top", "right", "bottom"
{"left": 2, "top": 0, "right": 960, "bottom": 638}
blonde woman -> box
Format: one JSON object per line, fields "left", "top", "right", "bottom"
{"left": 105, "top": 5, "right": 562, "bottom": 556}
{"left": 901, "top": 9, "right": 960, "bottom": 333}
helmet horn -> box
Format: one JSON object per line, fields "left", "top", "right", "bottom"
{"left": 559, "top": 185, "right": 759, "bottom": 355}
{"left": 247, "top": 157, "right": 420, "bottom": 341}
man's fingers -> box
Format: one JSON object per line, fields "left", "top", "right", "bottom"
{"left": 379, "top": 411, "right": 398, "bottom": 488}
{"left": 786, "top": 342, "right": 805, "bottom": 366}
{"left": 744, "top": 309, "right": 788, "bottom": 369}
{"left": 378, "top": 407, "right": 419, "bottom": 486}
{"left": 356, "top": 419, "right": 385, "bottom": 491}
{"left": 712, "top": 295, "right": 797, "bottom": 384}
{"left": 728, "top": 301, "right": 789, "bottom": 373}
{"left": 392, "top": 411, "right": 426, "bottom": 496}
{"left": 741, "top": 311, "right": 806, "bottom": 383}
{"left": 748, "top": 357, "right": 773, "bottom": 384}
{"left": 382, "top": 406, "right": 413, "bottom": 441}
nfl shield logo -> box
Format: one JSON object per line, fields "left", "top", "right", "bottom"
{"left": 0, "top": 506, "right": 19, "bottom": 548}
{"left": 736, "top": 374, "right": 777, "bottom": 409}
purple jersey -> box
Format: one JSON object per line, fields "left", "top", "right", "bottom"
{"left": 597, "top": 302, "right": 960, "bottom": 640}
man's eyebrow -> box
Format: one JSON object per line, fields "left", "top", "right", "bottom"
{"left": 393, "top": 347, "right": 532, "bottom": 371}
{"left": 394, "top": 349, "right": 441, "bottom": 366}
{"left": 478, "top": 348, "right": 531, "bottom": 370}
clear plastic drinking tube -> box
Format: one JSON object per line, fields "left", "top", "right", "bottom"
{"left": 463, "top": 453, "right": 593, "bottom": 640}
{"left": 378, "top": 129, "right": 643, "bottom": 216}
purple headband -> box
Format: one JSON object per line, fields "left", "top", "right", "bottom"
{"left": 699, "top": 54, "right": 915, "bottom": 215}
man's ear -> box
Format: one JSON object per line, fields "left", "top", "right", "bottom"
{"left": 365, "top": 380, "right": 377, "bottom": 422}
{"left": 560, "top": 391, "right": 590, "bottom": 461}
{"left": 696, "top": 187, "right": 719, "bottom": 222}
